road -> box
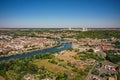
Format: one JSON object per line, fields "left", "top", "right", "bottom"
{"left": 84, "top": 61, "right": 97, "bottom": 80}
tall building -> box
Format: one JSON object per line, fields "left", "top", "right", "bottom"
{"left": 82, "top": 27, "right": 87, "bottom": 31}
{"left": 69, "top": 27, "right": 72, "bottom": 30}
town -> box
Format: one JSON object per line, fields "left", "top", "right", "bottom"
{"left": 0, "top": 35, "right": 56, "bottom": 57}
{"left": 0, "top": 29, "right": 120, "bottom": 80}
{"left": 0, "top": 0, "right": 120, "bottom": 79}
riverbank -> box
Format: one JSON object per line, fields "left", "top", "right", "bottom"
{"left": 0, "top": 43, "right": 58, "bottom": 58}
{"left": 0, "top": 40, "right": 72, "bottom": 61}
{"left": 0, "top": 37, "right": 57, "bottom": 58}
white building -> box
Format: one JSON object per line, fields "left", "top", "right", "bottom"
{"left": 82, "top": 27, "right": 88, "bottom": 31}
{"left": 69, "top": 27, "right": 72, "bottom": 30}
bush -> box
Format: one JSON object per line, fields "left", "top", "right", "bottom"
{"left": 100, "top": 73, "right": 106, "bottom": 77}
{"left": 56, "top": 72, "right": 68, "bottom": 80}
{"left": 87, "top": 49, "right": 94, "bottom": 52}
{"left": 48, "top": 59, "right": 58, "bottom": 64}
{"left": 91, "top": 68, "right": 99, "bottom": 75}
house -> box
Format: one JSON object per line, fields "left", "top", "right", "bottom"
{"left": 23, "top": 73, "right": 34, "bottom": 80}
{"left": 108, "top": 77, "right": 115, "bottom": 80}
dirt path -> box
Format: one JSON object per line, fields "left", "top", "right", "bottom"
{"left": 84, "top": 62, "right": 97, "bottom": 80}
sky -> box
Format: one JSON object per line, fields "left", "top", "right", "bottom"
{"left": 0, "top": 0, "right": 120, "bottom": 28}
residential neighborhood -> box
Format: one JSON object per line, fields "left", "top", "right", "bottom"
{"left": 0, "top": 29, "right": 120, "bottom": 80}
{"left": 0, "top": 35, "right": 56, "bottom": 57}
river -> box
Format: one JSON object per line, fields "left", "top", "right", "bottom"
{"left": 0, "top": 40, "right": 72, "bottom": 61}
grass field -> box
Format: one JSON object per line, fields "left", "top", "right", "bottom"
{"left": 33, "top": 59, "right": 77, "bottom": 79}
{"left": 34, "top": 59, "right": 72, "bottom": 74}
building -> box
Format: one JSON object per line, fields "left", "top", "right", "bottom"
{"left": 69, "top": 27, "right": 72, "bottom": 30}
{"left": 23, "top": 73, "right": 34, "bottom": 80}
{"left": 108, "top": 77, "right": 115, "bottom": 80}
{"left": 82, "top": 27, "right": 88, "bottom": 31}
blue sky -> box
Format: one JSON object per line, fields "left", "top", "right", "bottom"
{"left": 0, "top": 0, "right": 120, "bottom": 28}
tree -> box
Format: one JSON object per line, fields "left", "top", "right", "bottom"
{"left": 56, "top": 72, "right": 68, "bottom": 80}
{"left": 87, "top": 49, "right": 94, "bottom": 52}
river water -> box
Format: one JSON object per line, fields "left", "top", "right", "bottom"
{"left": 0, "top": 40, "right": 72, "bottom": 61}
